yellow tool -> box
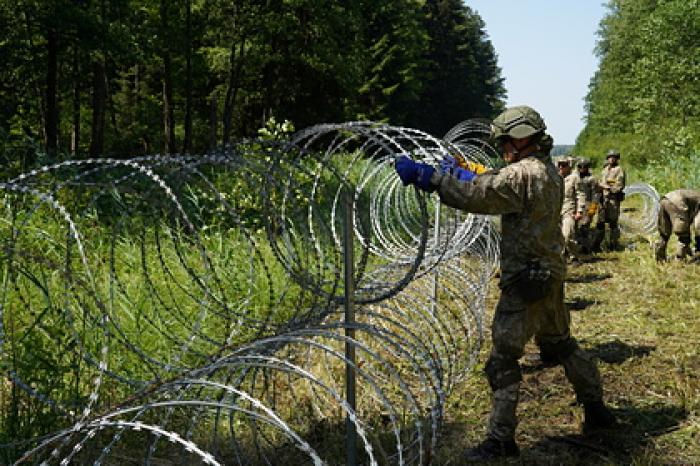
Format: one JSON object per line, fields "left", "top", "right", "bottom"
{"left": 453, "top": 153, "right": 488, "bottom": 174}
{"left": 587, "top": 201, "right": 599, "bottom": 216}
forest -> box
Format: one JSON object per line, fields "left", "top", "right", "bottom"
{"left": 0, "top": 0, "right": 505, "bottom": 174}
{"left": 575, "top": 0, "right": 699, "bottom": 176}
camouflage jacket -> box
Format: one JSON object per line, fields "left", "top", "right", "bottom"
{"left": 579, "top": 173, "right": 600, "bottom": 213}
{"left": 578, "top": 173, "right": 597, "bottom": 202}
{"left": 600, "top": 164, "right": 626, "bottom": 197}
{"left": 664, "top": 189, "right": 700, "bottom": 218}
{"left": 562, "top": 172, "right": 586, "bottom": 217}
{"left": 430, "top": 151, "right": 565, "bottom": 286}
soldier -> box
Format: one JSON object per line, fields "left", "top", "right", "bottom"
{"left": 575, "top": 157, "right": 598, "bottom": 253}
{"left": 558, "top": 156, "right": 587, "bottom": 261}
{"left": 394, "top": 106, "right": 615, "bottom": 460}
{"left": 592, "top": 149, "right": 626, "bottom": 251}
{"left": 654, "top": 189, "right": 700, "bottom": 262}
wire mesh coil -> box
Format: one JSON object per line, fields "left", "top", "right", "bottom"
{"left": 0, "top": 121, "right": 500, "bottom": 465}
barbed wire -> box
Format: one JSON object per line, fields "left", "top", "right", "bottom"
{"left": 0, "top": 121, "right": 500, "bottom": 465}
{"left": 620, "top": 182, "right": 661, "bottom": 235}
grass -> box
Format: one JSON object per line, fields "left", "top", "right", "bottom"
{"left": 433, "top": 238, "right": 700, "bottom": 465}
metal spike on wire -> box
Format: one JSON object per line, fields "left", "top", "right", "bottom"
{"left": 0, "top": 121, "right": 500, "bottom": 465}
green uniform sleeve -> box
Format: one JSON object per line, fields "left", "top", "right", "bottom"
{"left": 430, "top": 167, "right": 524, "bottom": 215}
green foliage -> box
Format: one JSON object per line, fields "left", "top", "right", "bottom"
{"left": 257, "top": 116, "right": 296, "bottom": 141}
{"left": 577, "top": 0, "right": 700, "bottom": 163}
{"left": 0, "top": 0, "right": 504, "bottom": 161}
{"left": 633, "top": 151, "right": 700, "bottom": 195}
{"left": 410, "top": 0, "right": 506, "bottom": 136}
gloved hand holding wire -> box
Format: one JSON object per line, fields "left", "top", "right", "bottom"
{"left": 440, "top": 156, "right": 478, "bottom": 182}
{"left": 394, "top": 156, "right": 436, "bottom": 192}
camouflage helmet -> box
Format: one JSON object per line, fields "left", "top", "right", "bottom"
{"left": 576, "top": 157, "right": 591, "bottom": 168}
{"left": 491, "top": 105, "right": 546, "bottom": 140}
{"left": 606, "top": 149, "right": 620, "bottom": 159}
{"left": 555, "top": 156, "right": 573, "bottom": 167}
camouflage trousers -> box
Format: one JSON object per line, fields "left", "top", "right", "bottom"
{"left": 594, "top": 197, "right": 621, "bottom": 248}
{"left": 575, "top": 215, "right": 593, "bottom": 253}
{"left": 655, "top": 197, "right": 700, "bottom": 260}
{"left": 485, "top": 278, "right": 603, "bottom": 441}
{"left": 561, "top": 215, "right": 579, "bottom": 258}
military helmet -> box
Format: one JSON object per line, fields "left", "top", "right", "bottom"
{"left": 606, "top": 149, "right": 620, "bottom": 159}
{"left": 576, "top": 157, "right": 591, "bottom": 168}
{"left": 556, "top": 156, "right": 573, "bottom": 167}
{"left": 491, "top": 105, "right": 546, "bottom": 140}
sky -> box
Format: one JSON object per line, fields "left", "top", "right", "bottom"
{"left": 466, "top": 1, "right": 609, "bottom": 145}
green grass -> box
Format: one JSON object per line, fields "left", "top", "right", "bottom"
{"left": 434, "top": 241, "right": 700, "bottom": 465}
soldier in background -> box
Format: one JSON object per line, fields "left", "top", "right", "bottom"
{"left": 592, "top": 150, "right": 626, "bottom": 251}
{"left": 558, "top": 157, "right": 586, "bottom": 261}
{"left": 575, "top": 158, "right": 598, "bottom": 254}
{"left": 655, "top": 189, "right": 700, "bottom": 261}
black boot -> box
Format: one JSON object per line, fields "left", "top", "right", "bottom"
{"left": 464, "top": 436, "right": 519, "bottom": 461}
{"left": 591, "top": 228, "right": 604, "bottom": 253}
{"left": 583, "top": 400, "right": 617, "bottom": 431}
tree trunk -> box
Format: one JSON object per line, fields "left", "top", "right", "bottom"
{"left": 209, "top": 91, "right": 218, "bottom": 151}
{"left": 45, "top": 27, "right": 58, "bottom": 159}
{"left": 71, "top": 45, "right": 80, "bottom": 156}
{"left": 160, "top": 0, "right": 176, "bottom": 154}
{"left": 89, "top": 0, "right": 106, "bottom": 157}
{"left": 89, "top": 60, "right": 106, "bottom": 156}
{"left": 182, "top": 0, "right": 193, "bottom": 154}
{"left": 222, "top": 38, "right": 246, "bottom": 146}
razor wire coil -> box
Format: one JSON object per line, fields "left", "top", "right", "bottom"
{"left": 620, "top": 182, "right": 661, "bottom": 235}
{"left": 0, "top": 121, "right": 500, "bottom": 465}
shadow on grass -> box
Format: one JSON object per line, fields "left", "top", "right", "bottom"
{"left": 565, "top": 297, "right": 597, "bottom": 311}
{"left": 528, "top": 403, "right": 687, "bottom": 465}
{"left": 587, "top": 338, "right": 655, "bottom": 364}
{"left": 580, "top": 256, "right": 607, "bottom": 264}
{"left": 566, "top": 272, "right": 612, "bottom": 283}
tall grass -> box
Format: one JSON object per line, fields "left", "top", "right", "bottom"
{"left": 632, "top": 151, "right": 700, "bottom": 195}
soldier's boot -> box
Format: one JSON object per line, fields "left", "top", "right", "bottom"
{"left": 463, "top": 436, "right": 519, "bottom": 461}
{"left": 578, "top": 229, "right": 592, "bottom": 255}
{"left": 536, "top": 343, "right": 560, "bottom": 367}
{"left": 654, "top": 237, "right": 668, "bottom": 262}
{"left": 583, "top": 400, "right": 617, "bottom": 431}
{"left": 591, "top": 227, "right": 605, "bottom": 253}
{"left": 676, "top": 235, "right": 692, "bottom": 260}
{"left": 608, "top": 223, "right": 621, "bottom": 251}
{"left": 549, "top": 337, "right": 616, "bottom": 432}
{"left": 465, "top": 382, "right": 520, "bottom": 461}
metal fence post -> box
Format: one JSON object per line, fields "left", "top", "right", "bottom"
{"left": 431, "top": 199, "right": 441, "bottom": 315}
{"left": 343, "top": 188, "right": 357, "bottom": 466}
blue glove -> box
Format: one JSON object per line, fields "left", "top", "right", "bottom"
{"left": 439, "top": 156, "right": 477, "bottom": 182}
{"left": 394, "top": 156, "right": 436, "bottom": 192}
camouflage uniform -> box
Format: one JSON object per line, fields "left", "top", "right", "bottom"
{"left": 561, "top": 165, "right": 587, "bottom": 259}
{"left": 430, "top": 151, "right": 603, "bottom": 442}
{"left": 593, "top": 152, "right": 626, "bottom": 250}
{"left": 655, "top": 189, "right": 700, "bottom": 261}
{"left": 576, "top": 162, "right": 598, "bottom": 253}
